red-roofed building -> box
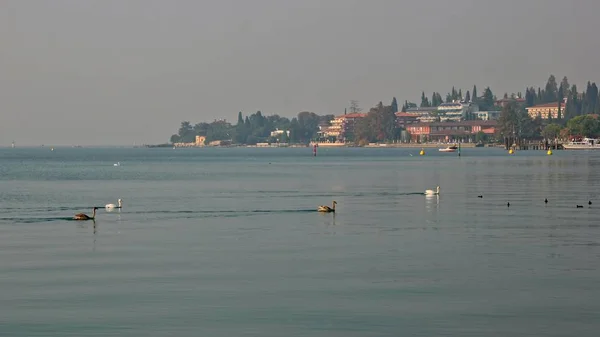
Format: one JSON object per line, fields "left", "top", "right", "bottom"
{"left": 526, "top": 101, "right": 565, "bottom": 119}
{"left": 406, "top": 120, "right": 497, "bottom": 142}
{"left": 496, "top": 97, "right": 526, "bottom": 108}
{"left": 318, "top": 113, "right": 367, "bottom": 142}
{"left": 395, "top": 112, "right": 419, "bottom": 128}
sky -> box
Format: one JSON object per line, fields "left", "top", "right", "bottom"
{"left": 2, "top": 0, "right": 599, "bottom": 146}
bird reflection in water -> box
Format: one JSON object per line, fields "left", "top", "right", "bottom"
{"left": 425, "top": 194, "right": 439, "bottom": 211}
{"left": 318, "top": 211, "right": 337, "bottom": 226}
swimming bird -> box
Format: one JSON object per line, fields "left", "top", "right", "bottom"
{"left": 425, "top": 186, "right": 440, "bottom": 195}
{"left": 544, "top": 198, "right": 548, "bottom": 204}
{"left": 74, "top": 207, "right": 97, "bottom": 221}
{"left": 507, "top": 202, "right": 510, "bottom": 207}
{"left": 318, "top": 201, "right": 337, "bottom": 213}
{"left": 114, "top": 162, "right": 120, "bottom": 166}
{"left": 576, "top": 205, "right": 583, "bottom": 208}
{"left": 477, "top": 195, "right": 483, "bottom": 198}
{"left": 106, "top": 198, "right": 122, "bottom": 209}
{"left": 589, "top": 201, "right": 592, "bottom": 205}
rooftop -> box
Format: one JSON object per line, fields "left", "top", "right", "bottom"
{"left": 334, "top": 113, "right": 367, "bottom": 119}
{"left": 526, "top": 102, "right": 563, "bottom": 109}
{"left": 408, "top": 120, "right": 498, "bottom": 128}
{"left": 395, "top": 112, "right": 419, "bottom": 117}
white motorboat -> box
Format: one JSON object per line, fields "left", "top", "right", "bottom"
{"left": 562, "top": 138, "right": 600, "bottom": 150}
{"left": 439, "top": 145, "right": 458, "bottom": 152}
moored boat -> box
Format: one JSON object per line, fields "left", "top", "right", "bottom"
{"left": 562, "top": 137, "right": 600, "bottom": 150}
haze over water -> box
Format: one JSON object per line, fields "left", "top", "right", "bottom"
{"left": 1, "top": 147, "right": 599, "bottom": 336}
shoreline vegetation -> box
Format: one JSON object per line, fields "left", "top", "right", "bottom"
{"left": 160, "top": 75, "right": 600, "bottom": 149}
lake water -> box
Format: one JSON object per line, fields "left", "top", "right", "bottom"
{"left": 1, "top": 146, "right": 599, "bottom": 336}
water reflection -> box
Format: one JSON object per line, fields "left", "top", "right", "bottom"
{"left": 425, "top": 194, "right": 439, "bottom": 211}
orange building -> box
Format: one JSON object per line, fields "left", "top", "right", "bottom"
{"left": 525, "top": 101, "right": 565, "bottom": 119}
{"left": 406, "top": 120, "right": 497, "bottom": 142}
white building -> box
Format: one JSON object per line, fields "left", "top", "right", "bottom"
{"left": 436, "top": 101, "right": 479, "bottom": 121}
{"left": 270, "top": 129, "right": 290, "bottom": 137}
{"left": 475, "top": 111, "right": 501, "bottom": 121}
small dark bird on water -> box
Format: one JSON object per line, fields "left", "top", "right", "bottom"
{"left": 576, "top": 205, "right": 583, "bottom": 208}
{"left": 507, "top": 202, "right": 510, "bottom": 207}
{"left": 477, "top": 195, "right": 483, "bottom": 198}
{"left": 544, "top": 198, "right": 548, "bottom": 203}
{"left": 589, "top": 201, "right": 592, "bottom": 205}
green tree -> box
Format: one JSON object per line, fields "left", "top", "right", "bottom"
{"left": 472, "top": 85, "right": 478, "bottom": 103}
{"left": 177, "top": 121, "right": 196, "bottom": 143}
{"left": 234, "top": 112, "right": 248, "bottom": 144}
{"left": 480, "top": 87, "right": 495, "bottom": 110}
{"left": 420, "top": 92, "right": 430, "bottom": 107}
{"left": 465, "top": 90, "right": 471, "bottom": 103}
{"left": 475, "top": 131, "right": 487, "bottom": 143}
{"left": 354, "top": 102, "right": 397, "bottom": 143}
{"left": 498, "top": 101, "right": 538, "bottom": 143}
{"left": 542, "top": 124, "right": 562, "bottom": 140}
{"left": 566, "top": 115, "right": 600, "bottom": 137}
{"left": 560, "top": 76, "right": 570, "bottom": 98}
{"left": 544, "top": 74, "right": 558, "bottom": 103}
{"left": 391, "top": 97, "right": 398, "bottom": 113}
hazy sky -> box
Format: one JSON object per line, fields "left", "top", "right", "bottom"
{"left": 2, "top": 0, "right": 599, "bottom": 146}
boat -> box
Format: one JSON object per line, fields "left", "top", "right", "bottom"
{"left": 439, "top": 145, "right": 458, "bottom": 152}
{"left": 562, "top": 137, "right": 600, "bottom": 150}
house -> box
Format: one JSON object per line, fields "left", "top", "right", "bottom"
{"left": 323, "top": 113, "right": 367, "bottom": 142}
{"left": 405, "top": 107, "right": 438, "bottom": 122}
{"left": 405, "top": 120, "right": 497, "bottom": 142}
{"left": 436, "top": 101, "right": 479, "bottom": 121}
{"left": 525, "top": 101, "right": 566, "bottom": 119}
{"left": 495, "top": 97, "right": 526, "bottom": 108}
{"left": 195, "top": 135, "right": 206, "bottom": 146}
{"left": 270, "top": 129, "right": 290, "bottom": 137}
{"left": 395, "top": 112, "right": 419, "bottom": 128}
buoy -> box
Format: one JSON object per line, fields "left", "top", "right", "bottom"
{"left": 508, "top": 149, "right": 514, "bottom": 155}
{"left": 547, "top": 149, "right": 552, "bottom": 155}
{"left": 419, "top": 149, "right": 425, "bottom": 156}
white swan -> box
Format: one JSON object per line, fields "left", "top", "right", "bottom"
{"left": 106, "top": 198, "right": 122, "bottom": 209}
{"left": 425, "top": 186, "right": 440, "bottom": 195}
{"left": 114, "top": 162, "right": 121, "bottom": 166}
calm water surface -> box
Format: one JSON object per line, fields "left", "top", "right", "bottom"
{"left": 1, "top": 147, "right": 599, "bottom": 336}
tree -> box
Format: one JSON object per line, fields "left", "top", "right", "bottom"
{"left": 170, "top": 134, "right": 180, "bottom": 143}
{"left": 480, "top": 87, "right": 495, "bottom": 110}
{"left": 420, "top": 91, "right": 430, "bottom": 107}
{"left": 498, "top": 101, "right": 538, "bottom": 145}
{"left": 557, "top": 86, "right": 563, "bottom": 120}
{"left": 542, "top": 124, "right": 562, "bottom": 140}
{"left": 177, "top": 121, "right": 196, "bottom": 143}
{"left": 472, "top": 85, "right": 478, "bottom": 103}
{"left": 391, "top": 97, "right": 398, "bottom": 113}
{"left": 354, "top": 102, "right": 397, "bottom": 143}
{"left": 475, "top": 131, "right": 487, "bottom": 143}
{"left": 349, "top": 100, "right": 362, "bottom": 113}
{"left": 237, "top": 111, "right": 244, "bottom": 126}
{"left": 525, "top": 87, "right": 536, "bottom": 107}
{"left": 566, "top": 115, "right": 600, "bottom": 137}
{"left": 544, "top": 74, "right": 558, "bottom": 103}
{"left": 431, "top": 92, "right": 443, "bottom": 107}
{"left": 560, "top": 76, "right": 570, "bottom": 98}
{"left": 465, "top": 90, "right": 471, "bottom": 103}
